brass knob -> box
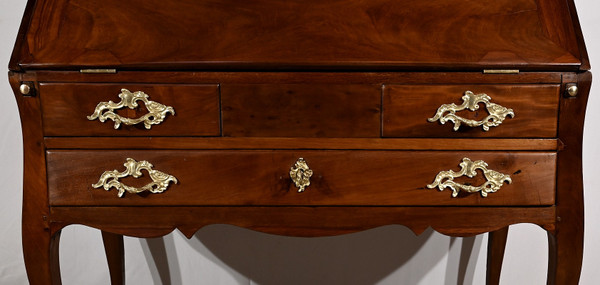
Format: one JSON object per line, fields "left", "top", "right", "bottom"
{"left": 566, "top": 84, "right": 579, "bottom": 97}
{"left": 19, "top": 84, "right": 31, "bottom": 95}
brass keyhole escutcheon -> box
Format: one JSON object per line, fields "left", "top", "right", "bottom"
{"left": 289, "top": 158, "right": 313, "bottom": 192}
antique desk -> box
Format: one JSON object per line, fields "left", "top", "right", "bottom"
{"left": 9, "top": 0, "right": 591, "bottom": 284}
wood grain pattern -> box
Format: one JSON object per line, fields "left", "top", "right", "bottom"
{"left": 7, "top": 0, "right": 37, "bottom": 71}
{"left": 15, "top": 0, "right": 583, "bottom": 71}
{"left": 8, "top": 0, "right": 591, "bottom": 282}
{"left": 49, "top": 206, "right": 556, "bottom": 238}
{"left": 536, "top": 0, "right": 590, "bottom": 71}
{"left": 47, "top": 150, "right": 556, "bottom": 207}
{"left": 222, "top": 84, "right": 381, "bottom": 137}
{"left": 383, "top": 84, "right": 560, "bottom": 138}
{"left": 565, "top": 0, "right": 591, "bottom": 70}
{"left": 101, "top": 231, "right": 125, "bottom": 285}
{"left": 545, "top": 71, "right": 591, "bottom": 284}
{"left": 29, "top": 71, "right": 564, "bottom": 85}
{"left": 10, "top": 72, "right": 63, "bottom": 284}
{"left": 43, "top": 137, "right": 560, "bottom": 151}
{"left": 39, "top": 83, "right": 220, "bottom": 136}
{"left": 486, "top": 227, "right": 508, "bottom": 285}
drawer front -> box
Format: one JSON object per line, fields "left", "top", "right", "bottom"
{"left": 221, "top": 84, "right": 381, "bottom": 137}
{"left": 40, "top": 83, "right": 220, "bottom": 136}
{"left": 383, "top": 84, "right": 559, "bottom": 138}
{"left": 47, "top": 150, "right": 555, "bottom": 206}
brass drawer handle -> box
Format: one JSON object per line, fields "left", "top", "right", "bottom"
{"left": 290, "top": 158, "right": 313, "bottom": 192}
{"left": 91, "top": 158, "right": 178, "bottom": 197}
{"left": 428, "top": 91, "right": 514, "bottom": 131}
{"left": 427, "top": 157, "right": 511, "bottom": 197}
{"left": 87, "top": 89, "right": 175, "bottom": 129}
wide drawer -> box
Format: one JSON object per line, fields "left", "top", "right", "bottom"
{"left": 39, "top": 83, "right": 220, "bottom": 136}
{"left": 47, "top": 150, "right": 555, "bottom": 206}
{"left": 383, "top": 84, "right": 560, "bottom": 138}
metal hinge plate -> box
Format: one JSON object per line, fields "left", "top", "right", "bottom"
{"left": 483, "top": 69, "right": 520, "bottom": 74}
{"left": 80, "top": 69, "right": 117, "bottom": 74}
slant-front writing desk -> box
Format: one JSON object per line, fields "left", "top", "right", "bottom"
{"left": 9, "top": 0, "right": 591, "bottom": 283}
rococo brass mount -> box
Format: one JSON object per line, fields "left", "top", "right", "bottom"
{"left": 427, "top": 157, "right": 512, "bottom": 197}
{"left": 87, "top": 89, "right": 175, "bottom": 129}
{"left": 289, "top": 158, "right": 313, "bottom": 192}
{"left": 91, "top": 158, "right": 178, "bottom": 197}
{"left": 428, "top": 91, "right": 514, "bottom": 131}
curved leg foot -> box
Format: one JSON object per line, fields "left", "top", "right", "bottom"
{"left": 547, "top": 226, "right": 583, "bottom": 285}
{"left": 23, "top": 228, "right": 62, "bottom": 285}
{"left": 102, "top": 231, "right": 125, "bottom": 285}
{"left": 486, "top": 227, "right": 508, "bottom": 285}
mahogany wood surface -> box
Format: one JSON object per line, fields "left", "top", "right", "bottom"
{"left": 486, "top": 227, "right": 509, "bottom": 285}
{"left": 11, "top": 71, "right": 588, "bottom": 284}
{"left": 39, "top": 83, "right": 220, "bottom": 136}
{"left": 47, "top": 150, "right": 556, "bottom": 207}
{"left": 49, "top": 206, "right": 557, "bottom": 239}
{"left": 545, "top": 71, "right": 591, "bottom": 284}
{"left": 383, "top": 84, "right": 560, "bottom": 138}
{"left": 536, "top": 0, "right": 582, "bottom": 64}
{"left": 10, "top": 72, "right": 62, "bottom": 284}
{"left": 8, "top": 0, "right": 591, "bottom": 283}
{"left": 13, "top": 0, "right": 584, "bottom": 71}
{"left": 101, "top": 231, "right": 125, "bottom": 285}
{"left": 43, "top": 137, "right": 560, "bottom": 151}
{"left": 222, "top": 84, "right": 381, "bottom": 137}
{"left": 565, "top": 0, "right": 591, "bottom": 70}
{"left": 30, "top": 71, "right": 564, "bottom": 85}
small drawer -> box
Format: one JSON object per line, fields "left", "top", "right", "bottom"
{"left": 47, "top": 150, "right": 555, "bottom": 206}
{"left": 40, "top": 83, "right": 220, "bottom": 136}
{"left": 383, "top": 84, "right": 560, "bottom": 138}
{"left": 221, "top": 84, "right": 381, "bottom": 137}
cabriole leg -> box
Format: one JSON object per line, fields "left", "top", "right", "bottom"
{"left": 102, "top": 231, "right": 126, "bottom": 285}
{"left": 486, "top": 227, "right": 508, "bottom": 285}
{"left": 547, "top": 224, "right": 583, "bottom": 285}
{"left": 23, "top": 227, "right": 62, "bottom": 285}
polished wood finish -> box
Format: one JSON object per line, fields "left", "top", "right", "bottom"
{"left": 47, "top": 150, "right": 556, "bottom": 206}
{"left": 101, "top": 231, "right": 125, "bottom": 285}
{"left": 50, "top": 207, "right": 556, "bottom": 239}
{"left": 9, "top": 0, "right": 590, "bottom": 284}
{"left": 14, "top": 0, "right": 582, "bottom": 71}
{"left": 565, "top": 0, "right": 591, "bottom": 70}
{"left": 545, "top": 71, "right": 591, "bottom": 285}
{"left": 486, "top": 227, "right": 509, "bottom": 285}
{"left": 9, "top": 72, "right": 62, "bottom": 285}
{"left": 25, "top": 71, "right": 565, "bottom": 85}
{"left": 222, "top": 84, "right": 381, "bottom": 137}
{"left": 40, "top": 83, "right": 220, "bottom": 136}
{"left": 383, "top": 84, "right": 560, "bottom": 137}
{"left": 43, "top": 137, "right": 560, "bottom": 151}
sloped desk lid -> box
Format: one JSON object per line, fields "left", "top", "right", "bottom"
{"left": 9, "top": 0, "right": 590, "bottom": 72}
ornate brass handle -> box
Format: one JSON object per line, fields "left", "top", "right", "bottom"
{"left": 427, "top": 157, "right": 511, "bottom": 197}
{"left": 91, "top": 158, "right": 178, "bottom": 197}
{"left": 428, "top": 91, "right": 514, "bottom": 131}
{"left": 289, "top": 158, "right": 313, "bottom": 192}
{"left": 87, "top": 89, "right": 175, "bottom": 129}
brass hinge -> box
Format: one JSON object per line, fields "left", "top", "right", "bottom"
{"left": 80, "top": 69, "right": 117, "bottom": 74}
{"left": 483, "top": 69, "right": 520, "bottom": 74}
